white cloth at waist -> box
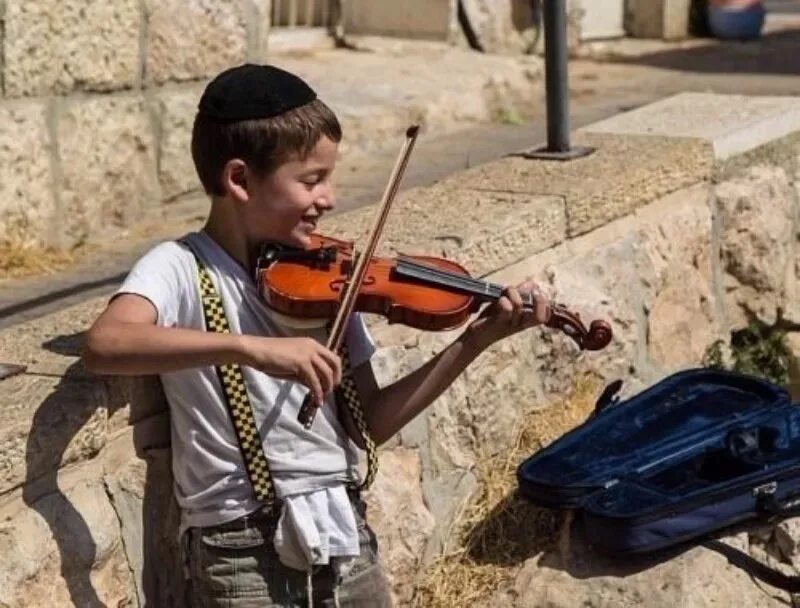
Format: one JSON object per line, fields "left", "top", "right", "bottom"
{"left": 273, "top": 484, "right": 361, "bottom": 571}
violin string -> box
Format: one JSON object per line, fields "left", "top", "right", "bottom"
{"left": 395, "top": 258, "right": 535, "bottom": 308}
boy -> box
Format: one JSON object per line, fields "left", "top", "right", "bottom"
{"left": 83, "top": 63, "right": 550, "bottom": 607}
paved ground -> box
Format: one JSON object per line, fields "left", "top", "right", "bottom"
{"left": 2, "top": 15, "right": 800, "bottom": 329}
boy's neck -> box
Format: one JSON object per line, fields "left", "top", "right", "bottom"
{"left": 203, "top": 197, "right": 258, "bottom": 275}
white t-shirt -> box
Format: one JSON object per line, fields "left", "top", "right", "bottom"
{"left": 116, "top": 231, "right": 375, "bottom": 543}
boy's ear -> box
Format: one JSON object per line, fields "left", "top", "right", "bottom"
{"left": 221, "top": 159, "right": 249, "bottom": 203}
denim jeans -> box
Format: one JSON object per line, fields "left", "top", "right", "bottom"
{"left": 185, "top": 495, "right": 393, "bottom": 607}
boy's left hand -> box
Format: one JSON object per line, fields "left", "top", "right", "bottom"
{"left": 465, "top": 280, "right": 551, "bottom": 349}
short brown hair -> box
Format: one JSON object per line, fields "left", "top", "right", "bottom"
{"left": 191, "top": 98, "right": 342, "bottom": 196}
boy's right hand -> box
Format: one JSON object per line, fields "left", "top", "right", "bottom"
{"left": 240, "top": 336, "right": 342, "bottom": 407}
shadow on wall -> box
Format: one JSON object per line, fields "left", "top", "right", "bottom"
{"left": 611, "top": 28, "right": 800, "bottom": 76}
{"left": 21, "top": 331, "right": 184, "bottom": 607}
{"left": 464, "top": 489, "right": 800, "bottom": 592}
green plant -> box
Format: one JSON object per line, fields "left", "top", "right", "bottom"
{"left": 702, "top": 339, "right": 726, "bottom": 371}
{"left": 702, "top": 321, "right": 793, "bottom": 386}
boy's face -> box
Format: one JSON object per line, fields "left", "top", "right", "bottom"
{"left": 244, "top": 135, "right": 338, "bottom": 249}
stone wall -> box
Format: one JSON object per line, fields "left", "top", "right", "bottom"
{"left": 0, "top": 0, "right": 272, "bottom": 250}
{"left": 2, "top": 93, "right": 800, "bottom": 607}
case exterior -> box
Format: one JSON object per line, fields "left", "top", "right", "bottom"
{"left": 517, "top": 369, "right": 800, "bottom": 554}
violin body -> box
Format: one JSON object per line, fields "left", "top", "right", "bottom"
{"left": 257, "top": 234, "right": 613, "bottom": 351}
{"left": 259, "top": 234, "right": 478, "bottom": 331}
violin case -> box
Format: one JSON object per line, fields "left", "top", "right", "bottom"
{"left": 517, "top": 369, "right": 800, "bottom": 556}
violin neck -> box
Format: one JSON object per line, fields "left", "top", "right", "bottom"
{"left": 394, "top": 258, "right": 535, "bottom": 308}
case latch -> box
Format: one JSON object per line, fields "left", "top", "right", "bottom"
{"left": 753, "top": 481, "right": 779, "bottom": 515}
{"left": 594, "top": 379, "right": 623, "bottom": 415}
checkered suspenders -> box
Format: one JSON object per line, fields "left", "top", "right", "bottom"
{"left": 189, "top": 252, "right": 276, "bottom": 503}
{"left": 336, "top": 345, "right": 379, "bottom": 490}
{"left": 185, "top": 243, "right": 378, "bottom": 495}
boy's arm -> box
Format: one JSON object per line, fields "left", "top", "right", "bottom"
{"left": 83, "top": 293, "right": 342, "bottom": 407}
{"left": 343, "top": 281, "right": 549, "bottom": 447}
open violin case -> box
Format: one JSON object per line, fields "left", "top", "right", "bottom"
{"left": 517, "top": 369, "right": 800, "bottom": 558}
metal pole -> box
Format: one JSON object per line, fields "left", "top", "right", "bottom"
{"left": 518, "top": 0, "right": 593, "bottom": 161}
{"left": 544, "top": 0, "right": 570, "bottom": 152}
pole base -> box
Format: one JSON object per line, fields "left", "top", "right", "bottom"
{"left": 514, "top": 145, "right": 595, "bottom": 161}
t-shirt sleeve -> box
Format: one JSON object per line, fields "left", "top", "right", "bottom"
{"left": 344, "top": 313, "right": 376, "bottom": 369}
{"left": 115, "top": 241, "right": 195, "bottom": 327}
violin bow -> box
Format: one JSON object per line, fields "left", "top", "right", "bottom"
{"left": 297, "top": 125, "right": 421, "bottom": 429}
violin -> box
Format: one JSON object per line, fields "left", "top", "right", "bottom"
{"left": 257, "top": 233, "right": 613, "bottom": 350}
{"left": 256, "top": 125, "right": 611, "bottom": 429}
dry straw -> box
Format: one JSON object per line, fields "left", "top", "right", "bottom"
{"left": 413, "top": 377, "right": 601, "bottom": 607}
{"left": 0, "top": 241, "right": 79, "bottom": 280}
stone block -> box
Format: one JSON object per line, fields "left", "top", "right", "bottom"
{"left": 715, "top": 166, "right": 796, "bottom": 327}
{"left": 104, "top": 445, "right": 185, "bottom": 607}
{"left": 322, "top": 186, "right": 566, "bottom": 278}
{"left": 625, "top": 0, "right": 665, "bottom": 38}
{"left": 274, "top": 44, "right": 540, "bottom": 155}
{"left": 638, "top": 185, "right": 721, "bottom": 370}
{"left": 346, "top": 0, "right": 452, "bottom": 41}
{"left": 452, "top": 132, "right": 712, "bottom": 238}
{"left": 145, "top": 0, "right": 249, "bottom": 84}
{"left": 365, "top": 447, "right": 435, "bottom": 604}
{"left": 0, "top": 472, "right": 135, "bottom": 608}
{"left": 0, "top": 101, "right": 56, "bottom": 247}
{"left": 3, "top": 0, "right": 140, "bottom": 97}
{"left": 0, "top": 373, "right": 108, "bottom": 496}
{"left": 626, "top": 0, "right": 691, "bottom": 39}
{"left": 455, "top": 0, "right": 538, "bottom": 53}
{"left": 584, "top": 93, "right": 800, "bottom": 161}
{"left": 155, "top": 86, "right": 205, "bottom": 201}
{"left": 529, "top": 236, "right": 649, "bottom": 394}
{"left": 57, "top": 95, "right": 160, "bottom": 247}
{"left": 249, "top": 0, "right": 271, "bottom": 61}
{"left": 420, "top": 468, "right": 478, "bottom": 563}
{"left": 512, "top": 521, "right": 789, "bottom": 608}
{"left": 0, "top": 297, "right": 166, "bottom": 495}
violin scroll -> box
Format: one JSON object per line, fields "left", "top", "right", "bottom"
{"left": 546, "top": 303, "right": 613, "bottom": 351}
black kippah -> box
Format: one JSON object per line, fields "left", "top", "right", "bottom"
{"left": 197, "top": 64, "right": 317, "bottom": 122}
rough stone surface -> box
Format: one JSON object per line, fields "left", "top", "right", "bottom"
{"left": 273, "top": 39, "right": 541, "bottom": 156}
{"left": 529, "top": 236, "right": 650, "bottom": 396}
{"left": 58, "top": 95, "right": 161, "bottom": 247}
{"left": 156, "top": 86, "right": 205, "bottom": 201}
{"left": 512, "top": 522, "right": 792, "bottom": 607}
{"left": 716, "top": 166, "right": 798, "bottom": 327}
{"left": 104, "top": 442, "right": 185, "bottom": 607}
{"left": 459, "top": 0, "right": 539, "bottom": 54}
{"left": 639, "top": 185, "right": 720, "bottom": 371}
{"left": 0, "top": 373, "right": 108, "bottom": 495}
{"left": 145, "top": 0, "right": 249, "bottom": 84}
{"left": 625, "top": 0, "right": 692, "bottom": 39}
{"left": 3, "top": 0, "right": 140, "bottom": 97}
{"left": 452, "top": 132, "right": 713, "bottom": 237}
{"left": 322, "top": 186, "right": 566, "bottom": 278}
{"left": 0, "top": 472, "right": 136, "bottom": 608}
{"left": 772, "top": 517, "right": 800, "bottom": 571}
{"left": 0, "top": 297, "right": 166, "bottom": 495}
{"left": 584, "top": 93, "right": 800, "bottom": 161}
{"left": 0, "top": 101, "right": 56, "bottom": 247}
{"left": 364, "top": 447, "right": 435, "bottom": 604}
{"left": 4, "top": 92, "right": 800, "bottom": 607}
{"left": 346, "top": 0, "right": 453, "bottom": 41}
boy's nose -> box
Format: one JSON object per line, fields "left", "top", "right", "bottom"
{"left": 316, "top": 185, "right": 335, "bottom": 209}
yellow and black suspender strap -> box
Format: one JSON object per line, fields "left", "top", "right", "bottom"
{"left": 191, "top": 252, "right": 276, "bottom": 504}
{"left": 185, "top": 241, "right": 378, "bottom": 492}
{"left": 335, "top": 345, "right": 378, "bottom": 490}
